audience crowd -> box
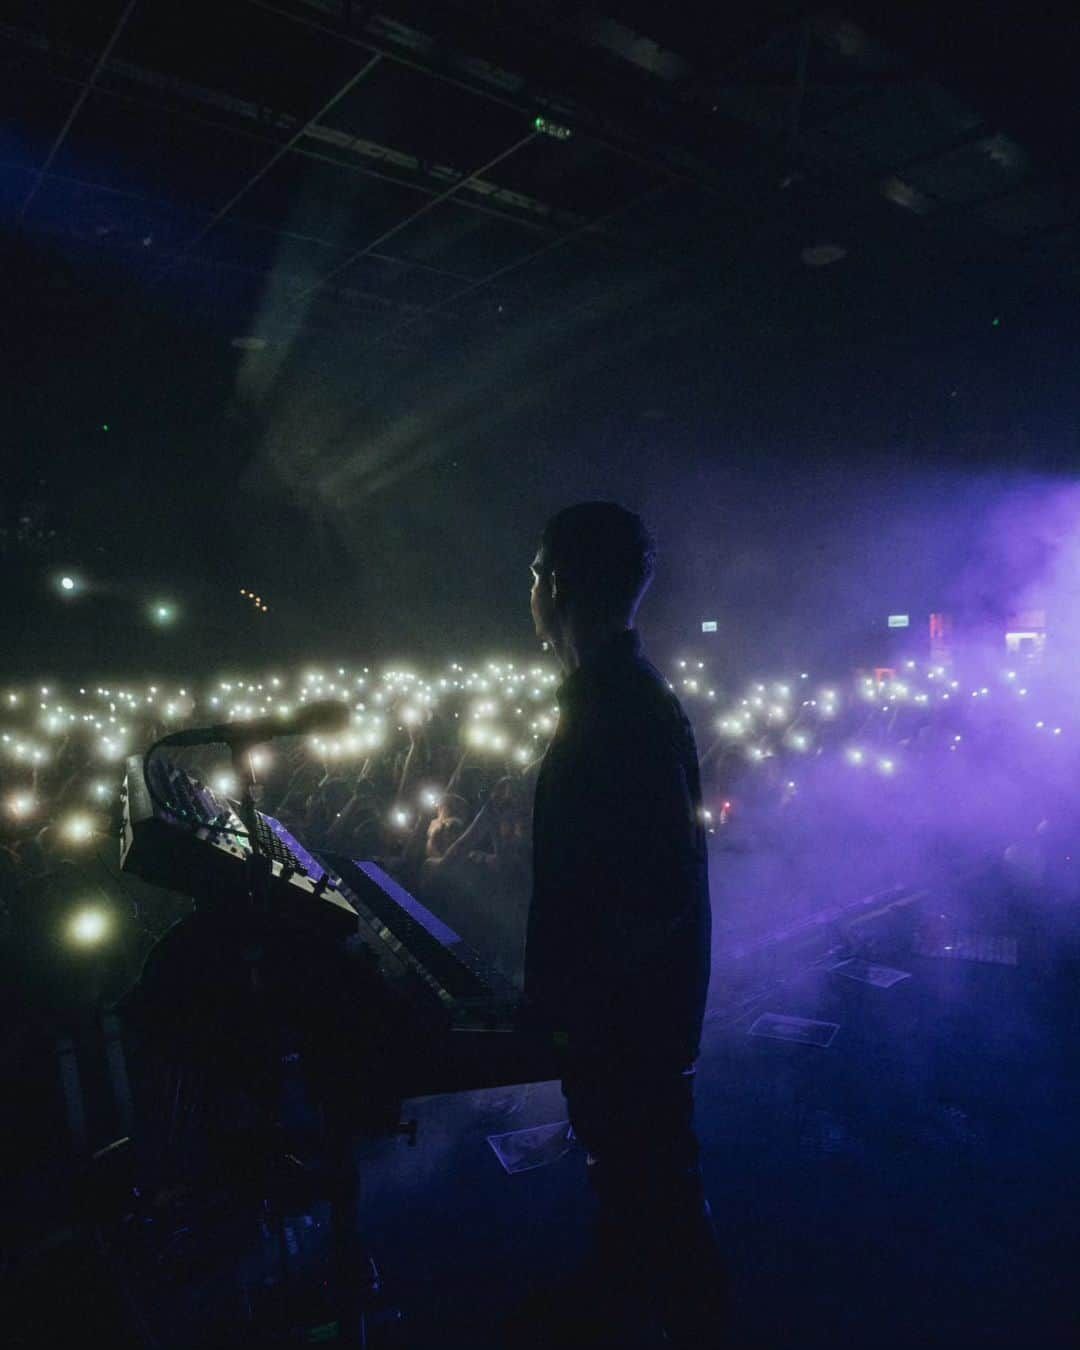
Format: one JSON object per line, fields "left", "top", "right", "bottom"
{"left": 0, "top": 650, "right": 1066, "bottom": 1037}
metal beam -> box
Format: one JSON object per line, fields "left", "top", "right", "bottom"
{"left": 18, "top": 0, "right": 139, "bottom": 222}
{"left": 6, "top": 43, "right": 583, "bottom": 243}
{"left": 365, "top": 179, "right": 674, "bottom": 350}
{"left": 246, "top": 0, "right": 710, "bottom": 193}
{"left": 289, "top": 130, "right": 539, "bottom": 303}
{"left": 151, "top": 52, "right": 383, "bottom": 280}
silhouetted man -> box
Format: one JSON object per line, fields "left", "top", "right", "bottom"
{"left": 520, "top": 501, "right": 727, "bottom": 1346}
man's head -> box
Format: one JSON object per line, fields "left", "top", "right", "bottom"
{"left": 530, "top": 501, "right": 656, "bottom": 658}
{"left": 426, "top": 814, "right": 464, "bottom": 860}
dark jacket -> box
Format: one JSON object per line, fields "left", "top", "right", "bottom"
{"left": 523, "top": 630, "right": 712, "bottom": 1065}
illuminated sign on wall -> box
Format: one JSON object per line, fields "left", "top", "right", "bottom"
{"left": 1005, "top": 630, "right": 1046, "bottom": 658}
{"left": 701, "top": 620, "right": 718, "bottom": 633}
{"left": 887, "top": 615, "right": 910, "bottom": 628}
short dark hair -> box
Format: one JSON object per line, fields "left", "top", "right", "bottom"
{"left": 539, "top": 501, "right": 656, "bottom": 621}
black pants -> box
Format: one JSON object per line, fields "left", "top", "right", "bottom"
{"left": 560, "top": 1054, "right": 730, "bottom": 1345}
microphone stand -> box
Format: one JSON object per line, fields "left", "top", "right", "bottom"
{"left": 224, "top": 733, "right": 388, "bottom": 1343}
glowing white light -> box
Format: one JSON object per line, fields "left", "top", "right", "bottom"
{"left": 392, "top": 808, "right": 411, "bottom": 828}
{"left": 69, "top": 908, "right": 109, "bottom": 945}
{"left": 61, "top": 814, "right": 94, "bottom": 844}
{"left": 401, "top": 706, "right": 421, "bottom": 726}
{"left": 8, "top": 792, "right": 35, "bottom": 818}
{"left": 420, "top": 788, "right": 441, "bottom": 809}
{"left": 213, "top": 773, "right": 238, "bottom": 796}
{"left": 878, "top": 758, "right": 895, "bottom": 775}
{"left": 846, "top": 748, "right": 865, "bottom": 766}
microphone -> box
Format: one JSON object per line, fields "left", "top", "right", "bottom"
{"left": 159, "top": 700, "right": 351, "bottom": 749}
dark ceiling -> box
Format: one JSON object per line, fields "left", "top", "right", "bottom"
{"left": 2, "top": 1, "right": 1079, "bottom": 669}
{"left": 5, "top": 1, "right": 1077, "bottom": 355}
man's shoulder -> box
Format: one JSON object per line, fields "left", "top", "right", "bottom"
{"left": 628, "top": 657, "right": 695, "bottom": 730}
{"left": 585, "top": 658, "right": 696, "bottom": 754}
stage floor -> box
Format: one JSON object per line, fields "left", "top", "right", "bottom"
{"left": 5, "top": 869, "right": 1080, "bottom": 1348}
{"left": 349, "top": 873, "right": 1080, "bottom": 1348}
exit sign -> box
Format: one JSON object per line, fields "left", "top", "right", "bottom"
{"left": 887, "top": 614, "right": 910, "bottom": 628}
{"left": 701, "top": 620, "right": 718, "bottom": 633}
